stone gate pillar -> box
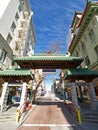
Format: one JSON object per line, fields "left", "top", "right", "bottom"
{"left": 71, "top": 83, "right": 79, "bottom": 111}
{"left": 0, "top": 82, "right": 9, "bottom": 112}
{"left": 20, "top": 82, "right": 27, "bottom": 107}
{"left": 88, "top": 82, "right": 97, "bottom": 111}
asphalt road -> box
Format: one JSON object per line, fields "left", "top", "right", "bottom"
{"left": 17, "top": 92, "right": 81, "bottom": 130}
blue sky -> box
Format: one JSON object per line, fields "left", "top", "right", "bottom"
{"left": 30, "top": 0, "right": 87, "bottom": 54}
{"left": 29, "top": 0, "right": 92, "bottom": 89}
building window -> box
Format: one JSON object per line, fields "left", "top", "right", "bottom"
{"left": 0, "top": 49, "right": 7, "bottom": 62}
{"left": 85, "top": 56, "right": 90, "bottom": 66}
{"left": 89, "top": 29, "right": 96, "bottom": 43}
{"left": 6, "top": 33, "right": 12, "bottom": 44}
{"left": 11, "top": 22, "right": 16, "bottom": 33}
{"left": 81, "top": 42, "right": 86, "bottom": 55}
{"left": 95, "top": 45, "right": 98, "bottom": 58}
{"left": 18, "top": 5, "right": 22, "bottom": 12}
{"left": 15, "top": 13, "right": 19, "bottom": 22}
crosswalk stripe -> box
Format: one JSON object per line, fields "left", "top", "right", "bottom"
{"left": 22, "top": 124, "right": 76, "bottom": 127}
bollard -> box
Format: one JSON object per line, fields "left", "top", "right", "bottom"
{"left": 77, "top": 108, "right": 82, "bottom": 124}
{"left": 16, "top": 109, "right": 20, "bottom": 123}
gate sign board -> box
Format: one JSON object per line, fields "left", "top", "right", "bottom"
{"left": 43, "top": 69, "right": 56, "bottom": 74}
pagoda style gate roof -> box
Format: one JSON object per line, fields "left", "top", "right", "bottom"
{"left": 0, "top": 68, "right": 34, "bottom": 82}
{"left": 14, "top": 55, "right": 83, "bottom": 69}
{"left": 64, "top": 68, "right": 98, "bottom": 82}
{"left": 1, "top": 55, "right": 98, "bottom": 82}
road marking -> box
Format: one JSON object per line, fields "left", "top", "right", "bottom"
{"left": 22, "top": 124, "right": 76, "bottom": 127}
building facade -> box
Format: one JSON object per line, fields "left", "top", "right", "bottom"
{"left": 67, "top": 1, "right": 98, "bottom": 71}
{"left": 67, "top": 1, "right": 98, "bottom": 96}
{"left": 0, "top": 0, "right": 36, "bottom": 101}
{"left": 0, "top": 0, "right": 36, "bottom": 70}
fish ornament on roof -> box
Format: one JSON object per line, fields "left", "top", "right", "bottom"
{"left": 66, "top": 51, "right": 71, "bottom": 57}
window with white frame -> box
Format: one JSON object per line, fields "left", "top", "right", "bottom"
{"left": 15, "top": 13, "right": 19, "bottom": 22}
{"left": 18, "top": 5, "right": 22, "bottom": 12}
{"left": 0, "top": 49, "right": 7, "bottom": 62}
{"left": 6, "top": 33, "right": 12, "bottom": 44}
{"left": 11, "top": 22, "right": 16, "bottom": 33}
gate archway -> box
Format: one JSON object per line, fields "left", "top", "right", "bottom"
{"left": 0, "top": 54, "right": 98, "bottom": 112}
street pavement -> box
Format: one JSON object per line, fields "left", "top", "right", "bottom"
{"left": 0, "top": 92, "right": 98, "bottom": 130}
{"left": 17, "top": 93, "right": 82, "bottom": 130}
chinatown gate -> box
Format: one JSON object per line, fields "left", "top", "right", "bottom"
{"left": 0, "top": 54, "right": 98, "bottom": 112}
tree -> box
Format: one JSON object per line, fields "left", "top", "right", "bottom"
{"left": 45, "top": 40, "right": 62, "bottom": 54}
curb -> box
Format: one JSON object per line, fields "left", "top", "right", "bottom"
{"left": 17, "top": 104, "right": 37, "bottom": 128}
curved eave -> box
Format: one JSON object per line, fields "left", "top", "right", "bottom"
{"left": 70, "top": 11, "right": 83, "bottom": 28}
{"left": 0, "top": 68, "right": 34, "bottom": 82}
{"left": 69, "top": 3, "right": 98, "bottom": 53}
{"left": 64, "top": 68, "right": 98, "bottom": 82}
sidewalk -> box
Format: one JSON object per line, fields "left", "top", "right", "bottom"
{"left": 63, "top": 99, "right": 98, "bottom": 130}
{"left": 81, "top": 122, "right": 98, "bottom": 130}
{"left": 0, "top": 104, "right": 36, "bottom": 130}
{"left": 0, "top": 105, "right": 18, "bottom": 130}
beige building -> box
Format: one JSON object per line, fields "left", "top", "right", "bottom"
{"left": 0, "top": 0, "right": 36, "bottom": 107}
{"left": 0, "top": 0, "right": 36, "bottom": 70}
{"left": 67, "top": 1, "right": 98, "bottom": 96}
{"left": 68, "top": 1, "right": 98, "bottom": 71}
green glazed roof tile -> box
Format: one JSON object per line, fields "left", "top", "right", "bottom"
{"left": 65, "top": 68, "right": 98, "bottom": 76}
{"left": 14, "top": 55, "right": 83, "bottom": 61}
{"left": 0, "top": 68, "right": 33, "bottom": 76}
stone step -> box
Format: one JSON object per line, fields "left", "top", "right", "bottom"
{"left": 81, "top": 112, "right": 98, "bottom": 123}
{"left": 82, "top": 118, "right": 98, "bottom": 123}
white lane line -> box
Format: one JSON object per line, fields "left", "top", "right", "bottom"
{"left": 22, "top": 124, "right": 76, "bottom": 127}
